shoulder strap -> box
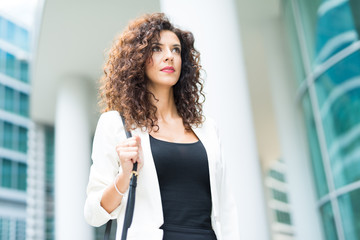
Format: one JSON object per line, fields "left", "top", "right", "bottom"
{"left": 103, "top": 114, "right": 132, "bottom": 240}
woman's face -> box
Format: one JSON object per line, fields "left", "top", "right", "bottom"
{"left": 145, "top": 30, "right": 182, "bottom": 90}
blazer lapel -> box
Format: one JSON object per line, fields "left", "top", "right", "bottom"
{"left": 132, "top": 128, "right": 164, "bottom": 227}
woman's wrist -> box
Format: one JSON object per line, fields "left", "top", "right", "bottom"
{"left": 114, "top": 172, "right": 131, "bottom": 195}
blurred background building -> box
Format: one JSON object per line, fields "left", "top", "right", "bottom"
{"left": 0, "top": 12, "right": 31, "bottom": 240}
{"left": 0, "top": 0, "right": 360, "bottom": 239}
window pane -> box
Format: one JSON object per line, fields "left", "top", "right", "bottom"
{"left": 3, "top": 122, "right": 14, "bottom": 150}
{"left": 313, "top": 0, "right": 358, "bottom": 66}
{"left": 338, "top": 188, "right": 360, "bottom": 240}
{"left": 18, "top": 127, "right": 28, "bottom": 153}
{"left": 17, "top": 163, "right": 27, "bottom": 191}
{"left": 4, "top": 86, "right": 15, "bottom": 112}
{"left": 302, "top": 93, "right": 328, "bottom": 198}
{"left": 19, "top": 61, "right": 29, "bottom": 83}
{"left": 16, "top": 27, "right": 29, "bottom": 51}
{"left": 296, "top": 0, "right": 322, "bottom": 65}
{"left": 274, "top": 210, "right": 292, "bottom": 225}
{"left": 269, "top": 169, "right": 285, "bottom": 182}
{"left": 5, "top": 52, "right": 16, "bottom": 78}
{"left": 2, "top": 159, "right": 12, "bottom": 188}
{"left": 19, "top": 92, "right": 29, "bottom": 117}
{"left": 315, "top": 50, "right": 360, "bottom": 188}
{"left": 272, "top": 189, "right": 289, "bottom": 203}
{"left": 320, "top": 202, "right": 338, "bottom": 240}
{"left": 5, "top": 20, "right": 15, "bottom": 42}
{"left": 15, "top": 219, "right": 26, "bottom": 240}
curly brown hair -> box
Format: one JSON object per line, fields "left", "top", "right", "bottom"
{"left": 99, "top": 13, "right": 204, "bottom": 131}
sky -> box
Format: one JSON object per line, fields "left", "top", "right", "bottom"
{"left": 0, "top": 0, "right": 40, "bottom": 27}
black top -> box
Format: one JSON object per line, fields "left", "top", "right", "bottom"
{"left": 149, "top": 135, "right": 213, "bottom": 230}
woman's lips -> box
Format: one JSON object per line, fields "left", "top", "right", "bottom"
{"left": 161, "top": 66, "right": 175, "bottom": 73}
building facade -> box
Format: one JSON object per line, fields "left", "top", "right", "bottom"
{"left": 0, "top": 13, "right": 30, "bottom": 240}
{"left": 283, "top": 0, "right": 360, "bottom": 239}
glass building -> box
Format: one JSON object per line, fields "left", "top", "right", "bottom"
{"left": 283, "top": 0, "right": 360, "bottom": 239}
{"left": 0, "top": 14, "right": 30, "bottom": 240}
{"left": 265, "top": 159, "right": 295, "bottom": 240}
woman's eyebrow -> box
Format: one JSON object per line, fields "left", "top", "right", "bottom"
{"left": 153, "top": 43, "right": 181, "bottom": 48}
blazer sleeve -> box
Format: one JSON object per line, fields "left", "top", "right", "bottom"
{"left": 214, "top": 121, "right": 241, "bottom": 239}
{"left": 84, "top": 111, "right": 128, "bottom": 227}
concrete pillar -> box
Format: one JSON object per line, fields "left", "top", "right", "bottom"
{"left": 160, "top": 1, "right": 270, "bottom": 239}
{"left": 54, "top": 78, "right": 93, "bottom": 240}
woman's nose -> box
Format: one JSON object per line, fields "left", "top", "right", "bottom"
{"left": 164, "top": 49, "right": 174, "bottom": 62}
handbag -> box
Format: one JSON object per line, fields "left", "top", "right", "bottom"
{"left": 103, "top": 115, "right": 139, "bottom": 240}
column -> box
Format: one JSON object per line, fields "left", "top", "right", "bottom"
{"left": 160, "top": 1, "right": 270, "bottom": 239}
{"left": 54, "top": 78, "right": 93, "bottom": 240}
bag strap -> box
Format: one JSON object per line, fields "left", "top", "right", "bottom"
{"left": 103, "top": 115, "right": 132, "bottom": 240}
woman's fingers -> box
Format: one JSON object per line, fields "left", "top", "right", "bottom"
{"left": 116, "top": 136, "right": 143, "bottom": 171}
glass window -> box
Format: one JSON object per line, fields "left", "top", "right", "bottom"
{"left": 3, "top": 122, "right": 14, "bottom": 150}
{"left": 19, "top": 61, "right": 29, "bottom": 83}
{"left": 1, "top": 158, "right": 12, "bottom": 188}
{"left": 320, "top": 202, "right": 338, "bottom": 240}
{"left": 339, "top": 188, "right": 360, "bottom": 240}
{"left": 18, "top": 127, "right": 28, "bottom": 153}
{"left": 17, "top": 163, "right": 27, "bottom": 191}
{"left": 302, "top": 93, "right": 329, "bottom": 198}
{"left": 0, "top": 16, "right": 4, "bottom": 38}
{"left": 0, "top": 217, "right": 10, "bottom": 240}
{"left": 5, "top": 52, "right": 16, "bottom": 78}
{"left": 315, "top": 50, "right": 360, "bottom": 188}
{"left": 271, "top": 189, "right": 289, "bottom": 203}
{"left": 5, "top": 20, "right": 15, "bottom": 43}
{"left": 313, "top": 1, "right": 358, "bottom": 66}
{"left": 0, "top": 84, "right": 4, "bottom": 109}
{"left": 296, "top": 0, "right": 322, "bottom": 65}
{"left": 19, "top": 92, "right": 29, "bottom": 117}
{"left": 274, "top": 210, "right": 292, "bottom": 225}
{"left": 16, "top": 28, "right": 29, "bottom": 51}
{"left": 15, "top": 219, "right": 26, "bottom": 240}
{"left": 4, "top": 86, "right": 15, "bottom": 112}
{"left": 0, "top": 49, "right": 4, "bottom": 73}
{"left": 269, "top": 169, "right": 286, "bottom": 182}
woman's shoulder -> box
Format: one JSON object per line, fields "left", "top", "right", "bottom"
{"left": 98, "top": 110, "right": 122, "bottom": 124}
{"left": 96, "top": 110, "right": 124, "bottom": 132}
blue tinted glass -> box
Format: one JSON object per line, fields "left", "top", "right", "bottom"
{"left": 17, "top": 163, "right": 27, "bottom": 191}
{"left": 19, "top": 61, "right": 29, "bottom": 83}
{"left": 315, "top": 1, "right": 359, "bottom": 65}
{"left": 4, "top": 86, "right": 15, "bottom": 112}
{"left": 315, "top": 50, "right": 360, "bottom": 188}
{"left": 3, "top": 122, "right": 14, "bottom": 150}
{"left": 339, "top": 188, "right": 360, "bottom": 240}
{"left": 5, "top": 52, "right": 16, "bottom": 78}
{"left": 18, "top": 127, "right": 27, "bottom": 153}
{"left": 5, "top": 20, "right": 15, "bottom": 43}
{"left": 19, "top": 92, "right": 29, "bottom": 117}
{"left": 17, "top": 28, "right": 29, "bottom": 51}
{"left": 320, "top": 202, "right": 338, "bottom": 240}
{"left": 2, "top": 159, "right": 12, "bottom": 188}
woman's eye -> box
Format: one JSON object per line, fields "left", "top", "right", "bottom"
{"left": 152, "top": 46, "right": 161, "bottom": 52}
{"left": 172, "top": 47, "right": 181, "bottom": 53}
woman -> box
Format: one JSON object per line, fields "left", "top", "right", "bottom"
{"left": 84, "top": 13, "right": 239, "bottom": 240}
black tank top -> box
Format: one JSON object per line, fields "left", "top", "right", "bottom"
{"left": 149, "top": 134, "right": 213, "bottom": 230}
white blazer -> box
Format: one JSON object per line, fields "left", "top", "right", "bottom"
{"left": 84, "top": 111, "right": 240, "bottom": 240}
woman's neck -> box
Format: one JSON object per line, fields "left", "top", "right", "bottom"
{"left": 149, "top": 86, "right": 179, "bottom": 122}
